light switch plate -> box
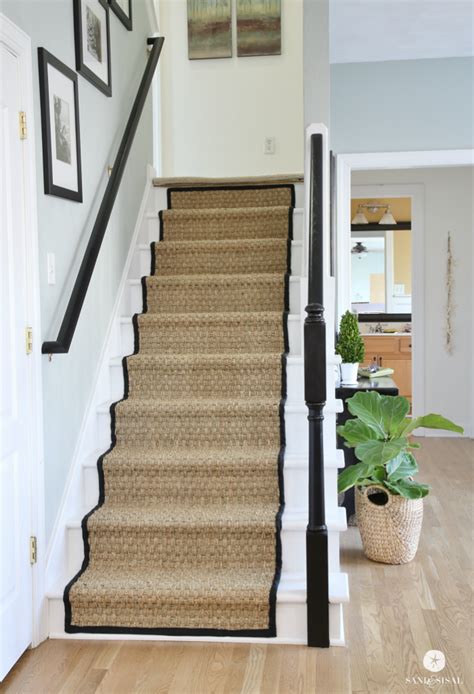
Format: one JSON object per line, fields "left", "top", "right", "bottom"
{"left": 264, "top": 136, "right": 276, "bottom": 155}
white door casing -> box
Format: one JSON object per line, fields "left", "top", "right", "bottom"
{"left": 0, "top": 14, "right": 45, "bottom": 679}
{"left": 335, "top": 149, "right": 474, "bottom": 424}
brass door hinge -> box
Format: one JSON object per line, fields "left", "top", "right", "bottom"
{"left": 30, "top": 536, "right": 37, "bottom": 564}
{"left": 19, "top": 111, "right": 27, "bottom": 140}
{"left": 25, "top": 327, "right": 33, "bottom": 355}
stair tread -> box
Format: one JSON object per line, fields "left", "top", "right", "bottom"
{"left": 161, "top": 205, "right": 291, "bottom": 218}
{"left": 86, "top": 502, "right": 278, "bottom": 528}
{"left": 102, "top": 446, "right": 280, "bottom": 468}
{"left": 115, "top": 396, "right": 282, "bottom": 413}
{"left": 155, "top": 238, "right": 288, "bottom": 249}
{"left": 127, "top": 352, "right": 283, "bottom": 367}
{"left": 67, "top": 567, "right": 276, "bottom": 603}
{"left": 146, "top": 272, "right": 284, "bottom": 284}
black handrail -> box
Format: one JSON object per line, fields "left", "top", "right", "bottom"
{"left": 304, "top": 133, "right": 329, "bottom": 647}
{"left": 42, "top": 37, "right": 164, "bottom": 354}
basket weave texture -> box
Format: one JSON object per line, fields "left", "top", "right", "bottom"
{"left": 355, "top": 485, "right": 423, "bottom": 564}
{"left": 66, "top": 185, "right": 293, "bottom": 632}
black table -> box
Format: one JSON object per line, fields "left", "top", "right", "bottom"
{"left": 335, "top": 377, "right": 399, "bottom": 517}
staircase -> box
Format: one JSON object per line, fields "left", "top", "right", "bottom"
{"left": 45, "top": 174, "right": 348, "bottom": 645}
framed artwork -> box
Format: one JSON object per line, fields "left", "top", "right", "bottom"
{"left": 74, "top": 0, "right": 112, "bottom": 96}
{"left": 38, "top": 48, "right": 83, "bottom": 202}
{"left": 237, "top": 0, "right": 281, "bottom": 57}
{"left": 109, "top": 0, "right": 132, "bottom": 31}
{"left": 187, "top": 0, "right": 232, "bottom": 60}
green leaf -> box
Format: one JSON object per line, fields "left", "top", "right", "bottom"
{"left": 387, "top": 451, "right": 418, "bottom": 481}
{"left": 347, "top": 391, "right": 387, "bottom": 438}
{"left": 380, "top": 395, "right": 410, "bottom": 437}
{"left": 354, "top": 438, "right": 407, "bottom": 466}
{"left": 396, "top": 413, "right": 464, "bottom": 438}
{"left": 384, "top": 478, "right": 430, "bottom": 499}
{"left": 372, "top": 466, "right": 386, "bottom": 482}
{"left": 385, "top": 452, "right": 404, "bottom": 477}
{"left": 336, "top": 419, "right": 379, "bottom": 447}
{"left": 408, "top": 442, "right": 421, "bottom": 449}
{"left": 338, "top": 463, "right": 372, "bottom": 493}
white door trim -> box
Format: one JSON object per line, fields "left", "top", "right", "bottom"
{"left": 335, "top": 148, "right": 474, "bottom": 426}
{"left": 1, "top": 13, "right": 46, "bottom": 646}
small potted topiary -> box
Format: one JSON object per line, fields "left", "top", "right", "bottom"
{"left": 337, "top": 391, "right": 463, "bottom": 563}
{"left": 336, "top": 310, "right": 365, "bottom": 385}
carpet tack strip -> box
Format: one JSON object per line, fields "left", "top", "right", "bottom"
{"left": 65, "top": 184, "right": 293, "bottom": 636}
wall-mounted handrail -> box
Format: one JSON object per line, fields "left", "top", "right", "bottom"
{"left": 304, "top": 132, "right": 329, "bottom": 647}
{"left": 42, "top": 36, "right": 164, "bottom": 354}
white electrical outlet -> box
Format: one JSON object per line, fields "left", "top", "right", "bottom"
{"left": 264, "top": 136, "right": 276, "bottom": 155}
{"left": 47, "top": 253, "right": 56, "bottom": 285}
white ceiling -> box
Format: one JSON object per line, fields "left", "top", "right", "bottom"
{"left": 330, "top": 0, "right": 474, "bottom": 64}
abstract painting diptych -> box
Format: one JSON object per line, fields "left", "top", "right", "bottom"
{"left": 187, "top": 0, "right": 281, "bottom": 60}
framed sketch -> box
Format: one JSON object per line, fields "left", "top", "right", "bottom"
{"left": 38, "top": 48, "right": 83, "bottom": 202}
{"left": 74, "top": 0, "right": 112, "bottom": 96}
{"left": 187, "top": 0, "right": 232, "bottom": 60}
{"left": 237, "top": 0, "right": 281, "bottom": 57}
{"left": 109, "top": 0, "right": 132, "bottom": 30}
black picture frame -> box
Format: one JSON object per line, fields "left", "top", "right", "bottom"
{"left": 38, "top": 48, "right": 83, "bottom": 202}
{"left": 74, "top": 0, "right": 112, "bottom": 96}
{"left": 109, "top": 0, "right": 132, "bottom": 30}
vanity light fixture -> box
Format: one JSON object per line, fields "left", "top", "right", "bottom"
{"left": 352, "top": 201, "right": 398, "bottom": 225}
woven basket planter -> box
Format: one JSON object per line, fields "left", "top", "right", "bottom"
{"left": 355, "top": 485, "right": 423, "bottom": 564}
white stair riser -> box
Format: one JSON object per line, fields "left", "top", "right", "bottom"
{"left": 283, "top": 465, "right": 338, "bottom": 511}
{"left": 285, "top": 410, "right": 338, "bottom": 455}
{"left": 47, "top": 596, "right": 341, "bottom": 646}
{"left": 292, "top": 209, "right": 303, "bottom": 241}
{"left": 281, "top": 527, "right": 341, "bottom": 575}
{"left": 47, "top": 598, "right": 308, "bottom": 644}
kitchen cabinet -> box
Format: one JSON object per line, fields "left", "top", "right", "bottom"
{"left": 362, "top": 335, "right": 412, "bottom": 402}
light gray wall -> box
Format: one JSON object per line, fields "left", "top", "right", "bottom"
{"left": 353, "top": 166, "right": 474, "bottom": 436}
{"left": 304, "top": 0, "right": 329, "bottom": 128}
{"left": 1, "top": 0, "right": 154, "bottom": 539}
{"left": 331, "top": 57, "right": 474, "bottom": 153}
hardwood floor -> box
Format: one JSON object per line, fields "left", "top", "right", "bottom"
{"left": 2, "top": 438, "right": 472, "bottom": 694}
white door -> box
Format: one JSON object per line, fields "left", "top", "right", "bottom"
{"left": 0, "top": 38, "right": 33, "bottom": 680}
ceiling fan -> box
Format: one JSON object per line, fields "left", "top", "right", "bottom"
{"left": 351, "top": 241, "right": 368, "bottom": 257}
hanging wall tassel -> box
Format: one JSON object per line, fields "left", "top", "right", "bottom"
{"left": 445, "top": 231, "right": 454, "bottom": 355}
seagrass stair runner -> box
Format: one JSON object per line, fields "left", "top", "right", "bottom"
{"left": 65, "top": 184, "right": 294, "bottom": 636}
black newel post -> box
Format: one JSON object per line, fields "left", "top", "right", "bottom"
{"left": 305, "top": 133, "right": 329, "bottom": 647}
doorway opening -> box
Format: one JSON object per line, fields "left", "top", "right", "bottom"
{"left": 350, "top": 194, "right": 413, "bottom": 406}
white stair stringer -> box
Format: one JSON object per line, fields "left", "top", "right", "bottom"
{"left": 45, "top": 177, "right": 349, "bottom": 646}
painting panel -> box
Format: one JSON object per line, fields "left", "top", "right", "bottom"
{"left": 187, "top": 0, "right": 232, "bottom": 60}
{"left": 237, "top": 0, "right": 281, "bottom": 57}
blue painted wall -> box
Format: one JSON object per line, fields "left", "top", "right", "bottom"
{"left": 331, "top": 57, "right": 474, "bottom": 153}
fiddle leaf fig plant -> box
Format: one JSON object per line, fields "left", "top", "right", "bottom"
{"left": 337, "top": 391, "right": 463, "bottom": 500}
